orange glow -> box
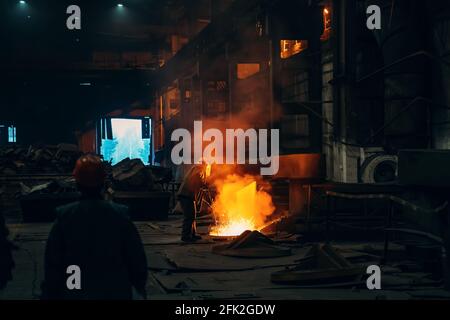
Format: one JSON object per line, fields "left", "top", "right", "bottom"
{"left": 280, "top": 40, "right": 308, "bottom": 59}
{"left": 237, "top": 63, "right": 260, "bottom": 80}
{"left": 205, "top": 163, "right": 212, "bottom": 178}
{"left": 209, "top": 174, "right": 275, "bottom": 237}
{"left": 321, "top": 7, "right": 332, "bottom": 41}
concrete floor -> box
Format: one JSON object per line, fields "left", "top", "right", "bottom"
{"left": 2, "top": 216, "right": 450, "bottom": 300}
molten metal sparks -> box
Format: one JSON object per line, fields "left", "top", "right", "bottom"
{"left": 210, "top": 174, "right": 275, "bottom": 237}
{"left": 210, "top": 218, "right": 256, "bottom": 237}
{"left": 205, "top": 163, "right": 211, "bottom": 178}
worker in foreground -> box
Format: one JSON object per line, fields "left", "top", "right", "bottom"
{"left": 42, "top": 154, "right": 148, "bottom": 299}
{"left": 0, "top": 209, "right": 14, "bottom": 290}
{"left": 177, "top": 164, "right": 208, "bottom": 242}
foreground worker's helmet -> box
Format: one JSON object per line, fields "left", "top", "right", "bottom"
{"left": 73, "top": 154, "right": 106, "bottom": 188}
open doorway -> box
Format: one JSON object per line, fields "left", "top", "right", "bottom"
{"left": 98, "top": 117, "right": 152, "bottom": 165}
{"left": 0, "top": 124, "right": 17, "bottom": 146}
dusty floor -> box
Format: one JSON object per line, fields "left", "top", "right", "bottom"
{"left": 2, "top": 215, "right": 450, "bottom": 300}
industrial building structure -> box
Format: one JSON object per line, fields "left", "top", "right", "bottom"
{"left": 2, "top": 0, "right": 450, "bottom": 300}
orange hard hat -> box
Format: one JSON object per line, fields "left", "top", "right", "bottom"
{"left": 73, "top": 154, "right": 106, "bottom": 188}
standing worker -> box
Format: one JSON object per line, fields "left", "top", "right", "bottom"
{"left": 42, "top": 154, "right": 148, "bottom": 299}
{"left": 177, "top": 164, "right": 207, "bottom": 242}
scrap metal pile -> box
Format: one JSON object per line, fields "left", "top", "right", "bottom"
{"left": 19, "top": 178, "right": 78, "bottom": 196}
{"left": 15, "top": 157, "right": 173, "bottom": 195}
{"left": 110, "top": 158, "right": 157, "bottom": 191}
{"left": 0, "top": 146, "right": 173, "bottom": 222}
{"left": 0, "top": 144, "right": 82, "bottom": 175}
{"left": 11, "top": 157, "right": 173, "bottom": 222}
{"left": 107, "top": 157, "right": 172, "bottom": 192}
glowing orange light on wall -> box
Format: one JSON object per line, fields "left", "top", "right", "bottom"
{"left": 280, "top": 40, "right": 308, "bottom": 59}
{"left": 321, "top": 7, "right": 332, "bottom": 41}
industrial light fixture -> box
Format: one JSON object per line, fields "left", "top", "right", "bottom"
{"left": 19, "top": 0, "right": 26, "bottom": 4}
{"left": 117, "top": 3, "right": 124, "bottom": 7}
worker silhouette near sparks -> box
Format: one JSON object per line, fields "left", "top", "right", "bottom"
{"left": 177, "top": 163, "right": 210, "bottom": 242}
{"left": 42, "top": 155, "right": 148, "bottom": 299}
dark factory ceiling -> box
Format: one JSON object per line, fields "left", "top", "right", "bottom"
{"left": 0, "top": 0, "right": 192, "bottom": 141}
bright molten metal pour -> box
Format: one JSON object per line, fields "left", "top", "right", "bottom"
{"left": 209, "top": 174, "right": 275, "bottom": 237}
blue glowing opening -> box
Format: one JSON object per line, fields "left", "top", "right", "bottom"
{"left": 100, "top": 117, "right": 151, "bottom": 165}
{"left": 8, "top": 126, "right": 17, "bottom": 143}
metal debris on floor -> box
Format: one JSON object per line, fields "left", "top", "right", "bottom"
{"left": 212, "top": 230, "right": 292, "bottom": 258}
{"left": 270, "top": 244, "right": 364, "bottom": 286}
{"left": 3, "top": 217, "right": 450, "bottom": 300}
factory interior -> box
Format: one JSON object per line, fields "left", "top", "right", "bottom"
{"left": 2, "top": 0, "right": 450, "bottom": 301}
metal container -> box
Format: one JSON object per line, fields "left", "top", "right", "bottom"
{"left": 112, "top": 191, "right": 171, "bottom": 221}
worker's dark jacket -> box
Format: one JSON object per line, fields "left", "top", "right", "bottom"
{"left": 177, "top": 165, "right": 204, "bottom": 200}
{"left": 42, "top": 199, "right": 148, "bottom": 300}
{"left": 0, "top": 210, "right": 14, "bottom": 290}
